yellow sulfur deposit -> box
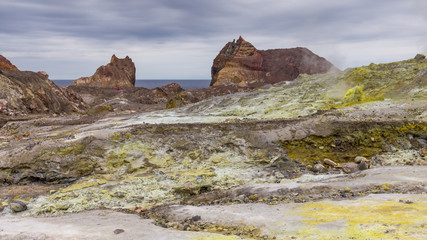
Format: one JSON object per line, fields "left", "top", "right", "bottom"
{"left": 298, "top": 199, "right": 427, "bottom": 239}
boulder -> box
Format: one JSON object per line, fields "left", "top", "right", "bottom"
{"left": 0, "top": 55, "right": 19, "bottom": 71}
{"left": 72, "top": 55, "right": 136, "bottom": 88}
{"left": 9, "top": 201, "right": 27, "bottom": 213}
{"left": 68, "top": 82, "right": 185, "bottom": 112}
{"left": 414, "top": 54, "right": 426, "bottom": 60}
{"left": 211, "top": 36, "right": 336, "bottom": 88}
{"left": 152, "top": 83, "right": 184, "bottom": 101}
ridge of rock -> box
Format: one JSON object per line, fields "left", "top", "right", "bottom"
{"left": 72, "top": 55, "right": 136, "bottom": 88}
{"left": 211, "top": 36, "right": 336, "bottom": 88}
{"left": 0, "top": 69, "right": 86, "bottom": 117}
{"left": 0, "top": 55, "right": 19, "bottom": 71}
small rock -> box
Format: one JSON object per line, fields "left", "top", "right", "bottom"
{"left": 113, "top": 229, "right": 125, "bottom": 235}
{"left": 311, "top": 162, "right": 326, "bottom": 172}
{"left": 420, "top": 146, "right": 427, "bottom": 157}
{"left": 334, "top": 139, "right": 342, "bottom": 146}
{"left": 414, "top": 53, "right": 426, "bottom": 60}
{"left": 0, "top": 205, "right": 4, "bottom": 212}
{"left": 274, "top": 171, "right": 285, "bottom": 179}
{"left": 358, "top": 159, "right": 371, "bottom": 170}
{"left": 56, "top": 202, "right": 70, "bottom": 210}
{"left": 235, "top": 194, "right": 246, "bottom": 201}
{"left": 133, "top": 206, "right": 147, "bottom": 214}
{"left": 415, "top": 158, "right": 427, "bottom": 166}
{"left": 323, "top": 158, "right": 339, "bottom": 168}
{"left": 248, "top": 194, "right": 259, "bottom": 201}
{"left": 190, "top": 215, "right": 201, "bottom": 222}
{"left": 341, "top": 162, "right": 359, "bottom": 173}
{"left": 9, "top": 200, "right": 27, "bottom": 213}
{"left": 399, "top": 199, "right": 414, "bottom": 204}
{"left": 354, "top": 156, "right": 368, "bottom": 163}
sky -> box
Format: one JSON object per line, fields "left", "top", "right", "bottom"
{"left": 1, "top": 0, "right": 426, "bottom": 80}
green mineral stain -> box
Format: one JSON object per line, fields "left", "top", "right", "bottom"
{"left": 280, "top": 122, "right": 426, "bottom": 165}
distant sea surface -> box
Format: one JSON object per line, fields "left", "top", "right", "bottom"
{"left": 53, "top": 79, "right": 211, "bottom": 89}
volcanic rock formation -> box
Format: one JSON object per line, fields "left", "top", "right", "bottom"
{"left": 211, "top": 36, "right": 335, "bottom": 88}
{"left": 72, "top": 55, "right": 136, "bottom": 88}
{"left": 0, "top": 56, "right": 85, "bottom": 118}
{"left": 0, "top": 55, "right": 19, "bottom": 71}
{"left": 0, "top": 55, "right": 426, "bottom": 239}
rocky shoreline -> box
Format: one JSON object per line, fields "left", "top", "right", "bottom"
{"left": 0, "top": 40, "right": 426, "bottom": 239}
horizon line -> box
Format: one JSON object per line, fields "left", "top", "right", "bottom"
{"left": 52, "top": 79, "right": 211, "bottom": 81}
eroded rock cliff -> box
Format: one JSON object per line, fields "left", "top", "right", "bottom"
{"left": 0, "top": 55, "right": 19, "bottom": 71}
{"left": 211, "top": 36, "right": 336, "bottom": 88}
{"left": 72, "top": 55, "right": 136, "bottom": 88}
{"left": 0, "top": 56, "right": 86, "bottom": 119}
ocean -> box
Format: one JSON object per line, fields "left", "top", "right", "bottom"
{"left": 53, "top": 79, "right": 211, "bottom": 89}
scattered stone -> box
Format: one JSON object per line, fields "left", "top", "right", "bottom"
{"left": 235, "top": 194, "right": 246, "bottom": 201}
{"left": 134, "top": 206, "right": 147, "bottom": 214}
{"left": 420, "top": 146, "right": 427, "bottom": 157}
{"left": 415, "top": 158, "right": 427, "bottom": 166}
{"left": 0, "top": 205, "right": 4, "bottom": 212}
{"left": 358, "top": 159, "right": 370, "bottom": 170}
{"left": 399, "top": 199, "right": 415, "bottom": 204}
{"left": 354, "top": 156, "right": 368, "bottom": 163}
{"left": 341, "top": 162, "right": 359, "bottom": 173}
{"left": 113, "top": 229, "right": 125, "bottom": 234}
{"left": 56, "top": 202, "right": 70, "bottom": 210}
{"left": 190, "top": 215, "right": 201, "bottom": 222}
{"left": 248, "top": 194, "right": 259, "bottom": 201}
{"left": 414, "top": 54, "right": 426, "bottom": 60}
{"left": 323, "top": 158, "right": 339, "bottom": 168}
{"left": 334, "top": 139, "right": 342, "bottom": 146}
{"left": 311, "top": 162, "right": 326, "bottom": 172}
{"left": 9, "top": 200, "right": 27, "bottom": 213}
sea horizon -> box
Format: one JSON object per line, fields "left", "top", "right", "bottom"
{"left": 53, "top": 79, "right": 211, "bottom": 89}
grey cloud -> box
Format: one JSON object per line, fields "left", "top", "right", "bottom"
{"left": 1, "top": 0, "right": 426, "bottom": 78}
{"left": 1, "top": 0, "right": 423, "bottom": 42}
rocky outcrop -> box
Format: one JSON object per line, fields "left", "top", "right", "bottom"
{"left": 166, "top": 85, "right": 246, "bottom": 109}
{"left": 68, "top": 83, "right": 184, "bottom": 114}
{"left": 0, "top": 55, "right": 18, "bottom": 71}
{"left": 211, "top": 36, "right": 336, "bottom": 88}
{"left": 0, "top": 69, "right": 86, "bottom": 118}
{"left": 72, "top": 55, "right": 136, "bottom": 88}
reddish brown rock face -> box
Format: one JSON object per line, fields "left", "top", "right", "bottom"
{"left": 211, "top": 37, "right": 336, "bottom": 88}
{"left": 72, "top": 55, "right": 136, "bottom": 88}
{"left": 0, "top": 70, "right": 86, "bottom": 116}
{"left": 0, "top": 55, "right": 19, "bottom": 71}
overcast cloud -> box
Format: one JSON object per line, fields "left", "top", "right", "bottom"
{"left": 0, "top": 0, "right": 426, "bottom": 79}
